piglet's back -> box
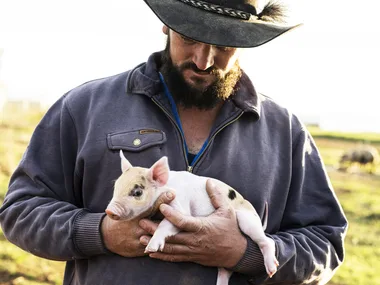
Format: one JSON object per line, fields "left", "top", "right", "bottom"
{"left": 165, "top": 171, "right": 223, "bottom": 216}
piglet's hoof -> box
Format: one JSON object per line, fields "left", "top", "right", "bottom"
{"left": 144, "top": 246, "right": 157, "bottom": 254}
{"left": 266, "top": 259, "right": 279, "bottom": 278}
{"left": 145, "top": 238, "right": 165, "bottom": 253}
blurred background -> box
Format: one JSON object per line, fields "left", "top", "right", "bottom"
{"left": 1, "top": 0, "right": 379, "bottom": 284}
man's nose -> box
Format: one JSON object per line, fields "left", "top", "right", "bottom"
{"left": 192, "top": 43, "right": 215, "bottom": 71}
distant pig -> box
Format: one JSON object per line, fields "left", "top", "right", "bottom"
{"left": 105, "top": 151, "right": 278, "bottom": 284}
{"left": 339, "top": 146, "right": 379, "bottom": 174}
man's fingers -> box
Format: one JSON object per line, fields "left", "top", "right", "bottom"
{"left": 139, "top": 219, "right": 159, "bottom": 235}
{"left": 140, "top": 231, "right": 198, "bottom": 247}
{"left": 143, "top": 191, "right": 175, "bottom": 218}
{"left": 159, "top": 204, "right": 203, "bottom": 232}
{"left": 140, "top": 237, "right": 192, "bottom": 254}
{"left": 151, "top": 191, "right": 176, "bottom": 213}
{"left": 139, "top": 235, "right": 151, "bottom": 245}
{"left": 206, "top": 179, "right": 229, "bottom": 210}
{"left": 164, "top": 232, "right": 194, "bottom": 245}
{"left": 149, "top": 252, "right": 192, "bottom": 263}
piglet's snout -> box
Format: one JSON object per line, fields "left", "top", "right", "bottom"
{"left": 105, "top": 201, "right": 123, "bottom": 220}
{"left": 105, "top": 209, "right": 120, "bottom": 220}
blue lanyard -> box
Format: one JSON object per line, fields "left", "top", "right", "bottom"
{"left": 159, "top": 73, "right": 209, "bottom": 166}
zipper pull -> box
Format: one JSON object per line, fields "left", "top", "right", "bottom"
{"left": 187, "top": 166, "right": 193, "bottom": 173}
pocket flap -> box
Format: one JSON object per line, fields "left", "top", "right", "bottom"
{"left": 107, "top": 129, "right": 166, "bottom": 152}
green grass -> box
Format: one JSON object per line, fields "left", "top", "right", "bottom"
{"left": 312, "top": 133, "right": 380, "bottom": 285}
{"left": 328, "top": 176, "right": 380, "bottom": 285}
{"left": 0, "top": 107, "right": 66, "bottom": 285}
{"left": 1, "top": 110, "right": 380, "bottom": 284}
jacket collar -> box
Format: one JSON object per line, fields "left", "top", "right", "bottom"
{"left": 126, "top": 51, "right": 261, "bottom": 118}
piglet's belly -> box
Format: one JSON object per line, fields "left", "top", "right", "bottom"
{"left": 190, "top": 202, "right": 215, "bottom": 216}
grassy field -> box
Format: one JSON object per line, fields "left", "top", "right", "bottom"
{"left": 0, "top": 107, "right": 66, "bottom": 285}
{"left": 1, "top": 107, "right": 380, "bottom": 285}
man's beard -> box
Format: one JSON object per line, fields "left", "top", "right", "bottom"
{"left": 160, "top": 39, "right": 242, "bottom": 110}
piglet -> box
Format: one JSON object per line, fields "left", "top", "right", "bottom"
{"left": 105, "top": 151, "right": 279, "bottom": 284}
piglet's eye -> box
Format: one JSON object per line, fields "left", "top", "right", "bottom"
{"left": 132, "top": 189, "right": 143, "bottom": 197}
{"left": 129, "top": 185, "right": 144, "bottom": 198}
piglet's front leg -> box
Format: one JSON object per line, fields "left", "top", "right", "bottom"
{"left": 145, "top": 218, "right": 180, "bottom": 253}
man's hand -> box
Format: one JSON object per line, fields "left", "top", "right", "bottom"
{"left": 139, "top": 180, "right": 247, "bottom": 268}
{"left": 101, "top": 191, "right": 175, "bottom": 257}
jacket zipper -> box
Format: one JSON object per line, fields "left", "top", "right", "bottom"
{"left": 151, "top": 98, "right": 190, "bottom": 168}
{"left": 189, "top": 111, "right": 244, "bottom": 172}
{"left": 152, "top": 97, "right": 244, "bottom": 173}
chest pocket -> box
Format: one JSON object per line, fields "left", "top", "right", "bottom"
{"left": 107, "top": 129, "right": 166, "bottom": 152}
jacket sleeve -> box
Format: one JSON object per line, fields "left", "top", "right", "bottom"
{"left": 232, "top": 125, "right": 348, "bottom": 285}
{"left": 0, "top": 95, "right": 107, "bottom": 261}
{"left": 262, "top": 126, "right": 347, "bottom": 284}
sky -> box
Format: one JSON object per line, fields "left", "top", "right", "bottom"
{"left": 1, "top": 0, "right": 379, "bottom": 132}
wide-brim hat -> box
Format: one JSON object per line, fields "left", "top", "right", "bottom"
{"left": 143, "top": 0, "right": 301, "bottom": 48}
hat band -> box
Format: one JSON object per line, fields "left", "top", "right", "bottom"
{"left": 177, "top": 0, "right": 255, "bottom": 20}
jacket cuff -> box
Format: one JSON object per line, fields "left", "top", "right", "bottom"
{"left": 229, "top": 236, "right": 266, "bottom": 276}
{"left": 73, "top": 210, "right": 108, "bottom": 257}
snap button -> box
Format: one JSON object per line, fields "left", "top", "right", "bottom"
{"left": 133, "top": 138, "right": 142, "bottom": 146}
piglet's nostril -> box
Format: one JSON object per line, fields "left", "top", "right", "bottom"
{"left": 105, "top": 209, "right": 120, "bottom": 220}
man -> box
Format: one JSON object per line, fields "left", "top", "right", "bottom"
{"left": 0, "top": 0, "right": 347, "bottom": 284}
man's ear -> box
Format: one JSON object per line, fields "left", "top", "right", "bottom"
{"left": 162, "top": 25, "right": 169, "bottom": 35}
{"left": 119, "top": 150, "right": 132, "bottom": 173}
{"left": 147, "top": 156, "right": 170, "bottom": 186}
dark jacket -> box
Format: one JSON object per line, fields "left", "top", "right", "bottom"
{"left": 0, "top": 52, "right": 347, "bottom": 285}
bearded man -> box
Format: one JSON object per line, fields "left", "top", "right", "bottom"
{"left": 0, "top": 1, "right": 347, "bottom": 285}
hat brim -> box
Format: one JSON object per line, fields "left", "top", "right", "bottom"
{"left": 144, "top": 0, "right": 301, "bottom": 48}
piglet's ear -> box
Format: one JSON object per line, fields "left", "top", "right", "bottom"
{"left": 147, "top": 156, "right": 170, "bottom": 187}
{"left": 119, "top": 150, "right": 132, "bottom": 173}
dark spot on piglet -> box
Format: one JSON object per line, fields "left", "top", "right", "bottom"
{"left": 228, "top": 189, "right": 236, "bottom": 200}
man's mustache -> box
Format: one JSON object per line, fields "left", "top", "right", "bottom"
{"left": 178, "top": 62, "right": 222, "bottom": 77}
